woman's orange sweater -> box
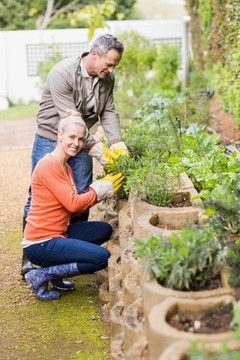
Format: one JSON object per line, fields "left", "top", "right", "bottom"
{"left": 24, "top": 153, "right": 97, "bottom": 241}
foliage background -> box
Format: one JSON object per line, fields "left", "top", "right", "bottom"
{"left": 186, "top": 0, "right": 240, "bottom": 124}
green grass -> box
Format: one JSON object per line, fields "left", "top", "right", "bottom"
{"left": 0, "top": 102, "right": 39, "bottom": 122}
{"left": 0, "top": 228, "right": 110, "bottom": 359}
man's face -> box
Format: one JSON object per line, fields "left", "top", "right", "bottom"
{"left": 91, "top": 49, "right": 122, "bottom": 78}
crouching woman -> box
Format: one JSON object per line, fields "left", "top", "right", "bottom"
{"left": 22, "top": 111, "right": 123, "bottom": 300}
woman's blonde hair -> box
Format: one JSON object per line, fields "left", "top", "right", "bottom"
{"left": 58, "top": 109, "right": 88, "bottom": 137}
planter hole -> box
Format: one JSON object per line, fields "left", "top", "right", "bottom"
{"left": 168, "top": 302, "right": 234, "bottom": 334}
{"left": 149, "top": 210, "right": 199, "bottom": 230}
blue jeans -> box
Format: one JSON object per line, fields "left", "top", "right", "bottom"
{"left": 23, "top": 221, "right": 112, "bottom": 273}
{"left": 23, "top": 134, "right": 93, "bottom": 218}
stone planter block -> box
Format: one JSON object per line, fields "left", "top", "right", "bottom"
{"left": 110, "top": 300, "right": 125, "bottom": 339}
{"left": 123, "top": 270, "right": 142, "bottom": 308}
{"left": 125, "top": 336, "right": 149, "bottom": 360}
{"left": 109, "top": 273, "right": 123, "bottom": 309}
{"left": 142, "top": 274, "right": 233, "bottom": 319}
{"left": 179, "top": 172, "right": 193, "bottom": 190}
{"left": 107, "top": 234, "right": 120, "bottom": 256}
{"left": 158, "top": 339, "right": 240, "bottom": 360}
{"left": 130, "top": 197, "right": 160, "bottom": 233}
{"left": 98, "top": 281, "right": 109, "bottom": 303}
{"left": 96, "top": 268, "right": 108, "bottom": 284}
{"left": 118, "top": 200, "right": 134, "bottom": 251}
{"left": 124, "top": 297, "right": 145, "bottom": 352}
{"left": 122, "top": 245, "right": 140, "bottom": 282}
{"left": 135, "top": 206, "right": 203, "bottom": 241}
{"left": 108, "top": 253, "right": 121, "bottom": 280}
{"left": 111, "top": 332, "right": 124, "bottom": 360}
{"left": 148, "top": 295, "right": 235, "bottom": 360}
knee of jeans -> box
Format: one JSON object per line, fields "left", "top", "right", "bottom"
{"left": 103, "top": 223, "right": 113, "bottom": 240}
{"left": 98, "top": 247, "right": 111, "bottom": 266}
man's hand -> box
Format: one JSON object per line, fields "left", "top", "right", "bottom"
{"left": 102, "top": 145, "right": 118, "bottom": 165}
{"left": 109, "top": 141, "right": 129, "bottom": 157}
{"left": 88, "top": 141, "right": 118, "bottom": 167}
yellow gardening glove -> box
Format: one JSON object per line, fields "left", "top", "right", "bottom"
{"left": 99, "top": 173, "right": 124, "bottom": 193}
{"left": 109, "top": 141, "right": 129, "bottom": 158}
{"left": 102, "top": 144, "right": 118, "bottom": 167}
{"left": 88, "top": 141, "right": 118, "bottom": 168}
{"left": 112, "top": 147, "right": 129, "bottom": 157}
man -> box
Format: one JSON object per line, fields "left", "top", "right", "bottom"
{"left": 21, "top": 34, "right": 128, "bottom": 286}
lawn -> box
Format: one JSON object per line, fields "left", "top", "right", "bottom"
{"left": 0, "top": 102, "right": 39, "bottom": 122}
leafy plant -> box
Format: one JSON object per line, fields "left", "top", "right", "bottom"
{"left": 203, "top": 177, "right": 240, "bottom": 235}
{"left": 71, "top": 0, "right": 117, "bottom": 41}
{"left": 134, "top": 225, "right": 226, "bottom": 291}
{"left": 37, "top": 45, "right": 64, "bottom": 88}
{"left": 114, "top": 31, "right": 182, "bottom": 118}
{"left": 150, "top": 43, "right": 181, "bottom": 92}
{"left": 226, "top": 239, "right": 240, "bottom": 287}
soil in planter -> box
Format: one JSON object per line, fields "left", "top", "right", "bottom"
{"left": 158, "top": 272, "right": 222, "bottom": 291}
{"left": 168, "top": 302, "right": 234, "bottom": 334}
{"left": 172, "top": 200, "right": 192, "bottom": 208}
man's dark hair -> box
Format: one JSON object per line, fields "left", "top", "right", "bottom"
{"left": 90, "top": 34, "right": 124, "bottom": 57}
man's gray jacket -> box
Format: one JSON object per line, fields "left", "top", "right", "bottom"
{"left": 36, "top": 55, "right": 122, "bottom": 149}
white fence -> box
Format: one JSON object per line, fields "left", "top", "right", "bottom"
{"left": 0, "top": 18, "right": 191, "bottom": 110}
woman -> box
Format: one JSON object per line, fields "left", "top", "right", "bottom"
{"left": 22, "top": 110, "right": 124, "bottom": 301}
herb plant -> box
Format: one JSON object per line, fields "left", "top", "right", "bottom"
{"left": 134, "top": 225, "right": 226, "bottom": 291}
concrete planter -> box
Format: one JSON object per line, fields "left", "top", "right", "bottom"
{"left": 111, "top": 332, "right": 124, "bottom": 360}
{"left": 110, "top": 300, "right": 125, "bottom": 339}
{"left": 118, "top": 199, "right": 134, "bottom": 251}
{"left": 135, "top": 206, "right": 203, "bottom": 240}
{"left": 158, "top": 339, "right": 240, "bottom": 360}
{"left": 109, "top": 273, "right": 123, "bottom": 309}
{"left": 123, "top": 270, "right": 141, "bottom": 308}
{"left": 108, "top": 253, "right": 121, "bottom": 280}
{"left": 142, "top": 271, "right": 233, "bottom": 319}
{"left": 130, "top": 172, "right": 205, "bottom": 241}
{"left": 124, "top": 297, "right": 145, "bottom": 352}
{"left": 125, "top": 336, "right": 149, "bottom": 360}
{"left": 148, "top": 295, "right": 235, "bottom": 360}
{"left": 121, "top": 245, "right": 140, "bottom": 282}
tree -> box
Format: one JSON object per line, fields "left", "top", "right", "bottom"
{"left": 0, "top": 0, "right": 137, "bottom": 30}
{"left": 70, "top": 0, "right": 117, "bottom": 40}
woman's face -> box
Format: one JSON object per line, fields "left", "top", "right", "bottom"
{"left": 59, "top": 123, "right": 86, "bottom": 158}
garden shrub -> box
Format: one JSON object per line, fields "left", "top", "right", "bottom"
{"left": 134, "top": 225, "right": 226, "bottom": 291}
{"left": 114, "top": 31, "right": 182, "bottom": 118}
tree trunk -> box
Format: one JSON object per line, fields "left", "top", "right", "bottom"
{"left": 37, "top": 0, "right": 55, "bottom": 30}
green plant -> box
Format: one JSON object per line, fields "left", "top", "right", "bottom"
{"left": 114, "top": 31, "right": 182, "bottom": 118}
{"left": 37, "top": 45, "right": 64, "bottom": 88}
{"left": 186, "top": 0, "right": 240, "bottom": 124}
{"left": 150, "top": 43, "right": 181, "bottom": 92}
{"left": 203, "top": 177, "right": 240, "bottom": 236}
{"left": 134, "top": 225, "right": 226, "bottom": 291}
{"left": 123, "top": 96, "right": 182, "bottom": 159}
{"left": 226, "top": 239, "right": 240, "bottom": 287}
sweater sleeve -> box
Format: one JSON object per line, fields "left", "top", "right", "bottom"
{"left": 34, "top": 158, "right": 97, "bottom": 213}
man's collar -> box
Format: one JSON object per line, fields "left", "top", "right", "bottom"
{"left": 80, "top": 58, "right": 91, "bottom": 79}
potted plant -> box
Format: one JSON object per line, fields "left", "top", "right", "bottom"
{"left": 134, "top": 224, "right": 232, "bottom": 318}
{"left": 148, "top": 295, "right": 235, "bottom": 359}
{"left": 158, "top": 301, "right": 240, "bottom": 360}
